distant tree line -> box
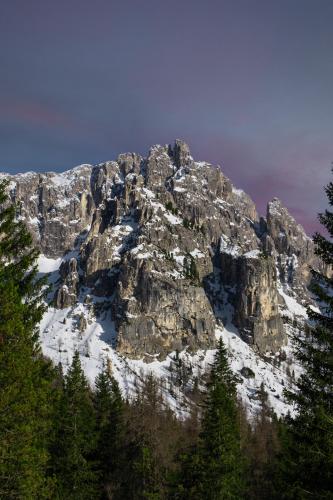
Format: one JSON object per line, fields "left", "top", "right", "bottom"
{"left": 0, "top": 174, "right": 332, "bottom": 499}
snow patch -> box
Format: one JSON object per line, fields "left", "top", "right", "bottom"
{"left": 244, "top": 249, "right": 260, "bottom": 259}
{"left": 220, "top": 235, "right": 241, "bottom": 257}
{"left": 232, "top": 187, "right": 245, "bottom": 197}
{"left": 278, "top": 286, "right": 308, "bottom": 318}
{"left": 190, "top": 248, "right": 205, "bottom": 259}
{"left": 164, "top": 212, "right": 182, "bottom": 225}
{"left": 37, "top": 255, "right": 62, "bottom": 273}
{"left": 141, "top": 187, "right": 156, "bottom": 199}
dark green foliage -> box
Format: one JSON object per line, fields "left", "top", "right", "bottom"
{"left": 170, "top": 445, "right": 203, "bottom": 500}
{"left": 121, "top": 376, "right": 166, "bottom": 499}
{"left": 259, "top": 249, "right": 269, "bottom": 260}
{"left": 172, "top": 440, "right": 208, "bottom": 500}
{"left": 170, "top": 353, "right": 193, "bottom": 388}
{"left": 183, "top": 255, "right": 199, "bottom": 282}
{"left": 94, "top": 365, "right": 125, "bottom": 499}
{"left": 0, "top": 180, "right": 55, "bottom": 499}
{"left": 276, "top": 173, "right": 333, "bottom": 499}
{"left": 164, "top": 250, "right": 175, "bottom": 262}
{"left": 165, "top": 202, "right": 178, "bottom": 216}
{"left": 200, "top": 338, "right": 245, "bottom": 499}
{"left": 189, "top": 258, "right": 199, "bottom": 281}
{"left": 182, "top": 217, "right": 191, "bottom": 229}
{"left": 174, "top": 338, "right": 245, "bottom": 499}
{"left": 131, "top": 444, "right": 161, "bottom": 500}
{"left": 53, "top": 352, "right": 99, "bottom": 499}
{"left": 182, "top": 218, "right": 199, "bottom": 231}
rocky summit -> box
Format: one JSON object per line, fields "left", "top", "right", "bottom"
{"left": 3, "top": 140, "right": 320, "bottom": 366}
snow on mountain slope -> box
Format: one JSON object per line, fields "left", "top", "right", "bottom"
{"left": 38, "top": 254, "right": 303, "bottom": 419}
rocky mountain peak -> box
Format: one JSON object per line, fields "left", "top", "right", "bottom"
{"left": 2, "top": 140, "right": 321, "bottom": 364}
{"left": 172, "top": 139, "right": 193, "bottom": 168}
{"left": 267, "top": 197, "right": 307, "bottom": 238}
{"left": 264, "top": 196, "right": 319, "bottom": 298}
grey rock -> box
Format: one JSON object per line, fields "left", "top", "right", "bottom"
{"left": 78, "top": 313, "right": 87, "bottom": 332}
{"left": 172, "top": 139, "right": 193, "bottom": 168}
{"left": 114, "top": 262, "right": 216, "bottom": 358}
{"left": 265, "top": 197, "right": 323, "bottom": 301}
{"left": 219, "top": 250, "right": 285, "bottom": 352}
{"left": 240, "top": 367, "right": 255, "bottom": 379}
{"left": 54, "top": 257, "right": 79, "bottom": 308}
{"left": 2, "top": 140, "right": 322, "bottom": 358}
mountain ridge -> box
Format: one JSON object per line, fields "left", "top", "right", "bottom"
{"left": 1, "top": 139, "right": 321, "bottom": 417}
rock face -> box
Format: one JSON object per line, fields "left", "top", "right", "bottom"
{"left": 2, "top": 140, "right": 320, "bottom": 358}
{"left": 114, "top": 266, "right": 216, "bottom": 357}
{"left": 265, "top": 198, "right": 321, "bottom": 298}
{"left": 4, "top": 166, "right": 93, "bottom": 257}
{"left": 54, "top": 258, "right": 79, "bottom": 308}
{"left": 220, "top": 251, "right": 284, "bottom": 352}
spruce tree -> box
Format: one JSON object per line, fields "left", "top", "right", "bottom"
{"left": 0, "top": 180, "right": 56, "bottom": 499}
{"left": 53, "top": 351, "right": 98, "bottom": 499}
{"left": 94, "top": 366, "right": 125, "bottom": 499}
{"left": 174, "top": 338, "right": 245, "bottom": 499}
{"left": 199, "top": 338, "right": 245, "bottom": 499}
{"left": 278, "top": 175, "right": 333, "bottom": 499}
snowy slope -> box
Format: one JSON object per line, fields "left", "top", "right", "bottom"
{"left": 38, "top": 255, "right": 305, "bottom": 420}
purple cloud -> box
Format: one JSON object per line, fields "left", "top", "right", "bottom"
{"left": 0, "top": 0, "right": 332, "bottom": 236}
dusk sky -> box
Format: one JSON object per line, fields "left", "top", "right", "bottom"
{"left": 1, "top": 0, "right": 333, "bottom": 234}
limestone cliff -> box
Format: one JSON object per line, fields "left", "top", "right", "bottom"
{"left": 2, "top": 140, "right": 320, "bottom": 359}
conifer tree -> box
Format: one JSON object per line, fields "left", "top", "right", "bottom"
{"left": 246, "top": 384, "right": 280, "bottom": 499}
{"left": 0, "top": 180, "right": 56, "bottom": 498}
{"left": 199, "top": 337, "right": 245, "bottom": 499}
{"left": 174, "top": 338, "right": 245, "bottom": 499}
{"left": 94, "top": 365, "right": 125, "bottom": 499}
{"left": 277, "top": 174, "right": 333, "bottom": 498}
{"left": 171, "top": 445, "right": 204, "bottom": 500}
{"left": 122, "top": 375, "right": 168, "bottom": 500}
{"left": 53, "top": 351, "right": 98, "bottom": 499}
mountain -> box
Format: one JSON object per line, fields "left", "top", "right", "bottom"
{"left": 2, "top": 140, "right": 321, "bottom": 417}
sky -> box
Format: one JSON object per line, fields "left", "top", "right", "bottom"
{"left": 1, "top": 0, "right": 333, "bottom": 234}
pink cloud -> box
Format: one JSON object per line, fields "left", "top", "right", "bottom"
{"left": 192, "top": 132, "right": 332, "bottom": 236}
{"left": 0, "top": 98, "right": 73, "bottom": 129}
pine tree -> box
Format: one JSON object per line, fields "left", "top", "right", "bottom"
{"left": 277, "top": 175, "right": 333, "bottom": 498}
{"left": 171, "top": 445, "right": 204, "bottom": 500}
{"left": 174, "top": 338, "right": 245, "bottom": 499}
{"left": 53, "top": 351, "right": 99, "bottom": 499}
{"left": 94, "top": 366, "right": 125, "bottom": 499}
{"left": 199, "top": 338, "right": 245, "bottom": 499}
{"left": 0, "top": 180, "right": 56, "bottom": 498}
{"left": 189, "top": 257, "right": 199, "bottom": 282}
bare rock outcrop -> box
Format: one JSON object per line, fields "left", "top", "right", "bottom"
{"left": 5, "top": 166, "right": 94, "bottom": 257}
{"left": 220, "top": 249, "right": 284, "bottom": 352}
{"left": 265, "top": 198, "right": 321, "bottom": 299}
{"left": 114, "top": 259, "right": 216, "bottom": 358}
{"left": 54, "top": 257, "right": 79, "bottom": 308}
{"left": 2, "top": 140, "right": 321, "bottom": 359}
